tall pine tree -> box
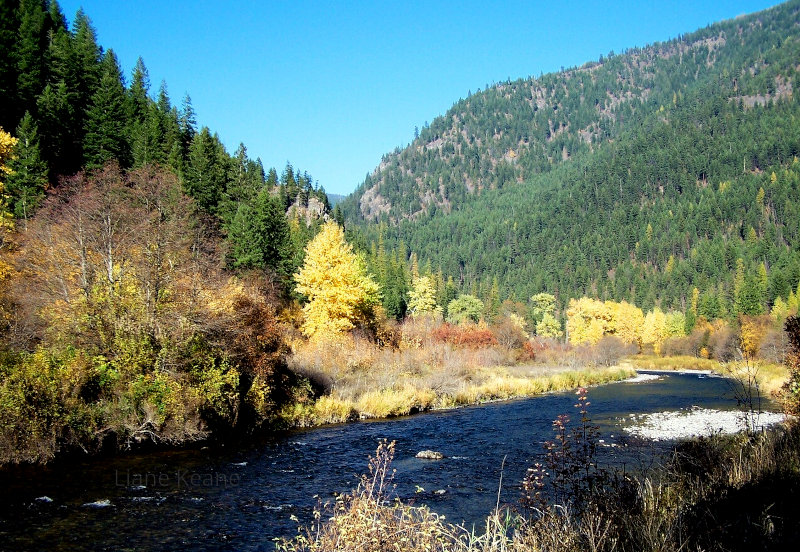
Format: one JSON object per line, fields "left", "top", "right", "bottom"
{"left": 6, "top": 111, "right": 47, "bottom": 224}
{"left": 83, "top": 49, "right": 129, "bottom": 168}
{"left": 227, "top": 187, "right": 292, "bottom": 279}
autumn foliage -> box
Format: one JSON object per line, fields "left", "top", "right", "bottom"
{"left": 432, "top": 323, "right": 498, "bottom": 348}
{"left": 294, "top": 221, "right": 380, "bottom": 340}
{"left": 0, "top": 164, "right": 290, "bottom": 463}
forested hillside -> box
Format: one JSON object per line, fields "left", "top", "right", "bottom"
{"left": 341, "top": 0, "right": 800, "bottom": 316}
{"left": 0, "top": 1, "right": 331, "bottom": 257}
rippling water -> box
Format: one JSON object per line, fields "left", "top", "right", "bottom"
{"left": 0, "top": 371, "right": 764, "bottom": 551}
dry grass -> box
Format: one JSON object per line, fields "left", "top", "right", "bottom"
{"left": 630, "top": 354, "right": 789, "bottom": 399}
{"left": 627, "top": 354, "right": 721, "bottom": 372}
{"left": 276, "top": 440, "right": 458, "bottom": 552}
{"left": 283, "top": 336, "right": 635, "bottom": 427}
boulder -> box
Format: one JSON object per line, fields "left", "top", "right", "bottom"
{"left": 415, "top": 450, "right": 445, "bottom": 460}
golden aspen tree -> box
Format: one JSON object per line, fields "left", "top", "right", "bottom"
{"left": 407, "top": 275, "right": 439, "bottom": 317}
{"left": 664, "top": 311, "right": 686, "bottom": 338}
{"left": 641, "top": 307, "right": 668, "bottom": 354}
{"left": 606, "top": 300, "right": 644, "bottom": 346}
{"left": 294, "top": 221, "right": 380, "bottom": 340}
{"left": 0, "top": 129, "right": 18, "bottom": 237}
{"left": 566, "top": 297, "right": 610, "bottom": 344}
{"left": 536, "top": 312, "right": 562, "bottom": 338}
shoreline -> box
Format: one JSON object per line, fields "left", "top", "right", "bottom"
{"left": 280, "top": 364, "right": 637, "bottom": 428}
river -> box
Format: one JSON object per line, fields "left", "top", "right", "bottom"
{"left": 0, "top": 371, "right": 778, "bottom": 551}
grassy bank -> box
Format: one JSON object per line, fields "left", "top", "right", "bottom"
{"left": 278, "top": 419, "right": 800, "bottom": 552}
{"left": 628, "top": 354, "right": 789, "bottom": 398}
{"left": 282, "top": 337, "right": 635, "bottom": 427}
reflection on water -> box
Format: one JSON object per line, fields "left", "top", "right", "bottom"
{"left": 0, "top": 372, "right": 762, "bottom": 551}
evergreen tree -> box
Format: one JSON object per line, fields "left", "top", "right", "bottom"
{"left": 15, "top": 0, "right": 49, "bottom": 119}
{"left": 6, "top": 111, "right": 47, "bottom": 224}
{"left": 35, "top": 80, "right": 72, "bottom": 175}
{"left": 0, "top": 0, "right": 20, "bottom": 131}
{"left": 184, "top": 127, "right": 228, "bottom": 213}
{"left": 128, "top": 57, "right": 149, "bottom": 121}
{"left": 227, "top": 187, "right": 291, "bottom": 279}
{"left": 83, "top": 49, "right": 129, "bottom": 168}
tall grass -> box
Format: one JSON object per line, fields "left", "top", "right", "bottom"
{"left": 631, "top": 354, "right": 789, "bottom": 399}
{"left": 283, "top": 335, "right": 635, "bottom": 427}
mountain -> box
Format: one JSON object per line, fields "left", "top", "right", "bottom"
{"left": 342, "top": 0, "right": 800, "bottom": 316}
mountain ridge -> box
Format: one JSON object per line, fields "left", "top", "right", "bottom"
{"left": 341, "top": 0, "right": 800, "bottom": 315}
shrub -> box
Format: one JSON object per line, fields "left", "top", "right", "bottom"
{"left": 431, "top": 323, "right": 497, "bottom": 348}
{"left": 277, "top": 440, "right": 453, "bottom": 552}
{"left": 589, "top": 336, "right": 635, "bottom": 367}
{"left": 491, "top": 314, "right": 529, "bottom": 350}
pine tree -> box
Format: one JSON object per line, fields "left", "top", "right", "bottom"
{"left": 184, "top": 127, "right": 227, "bottom": 213}
{"left": 15, "top": 0, "right": 49, "bottom": 119}
{"left": 128, "top": 57, "right": 150, "bottom": 122}
{"left": 35, "top": 81, "right": 72, "bottom": 174}
{"left": 71, "top": 9, "right": 101, "bottom": 109}
{"left": 227, "top": 187, "right": 291, "bottom": 279}
{"left": 0, "top": 1, "right": 20, "bottom": 131}
{"left": 83, "top": 49, "right": 130, "bottom": 168}
{"left": 6, "top": 111, "right": 47, "bottom": 224}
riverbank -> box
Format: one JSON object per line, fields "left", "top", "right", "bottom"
{"left": 282, "top": 339, "right": 636, "bottom": 427}
{"left": 627, "top": 354, "right": 789, "bottom": 397}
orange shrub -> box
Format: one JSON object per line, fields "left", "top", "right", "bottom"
{"left": 431, "top": 323, "right": 498, "bottom": 348}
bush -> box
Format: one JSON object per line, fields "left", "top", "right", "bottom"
{"left": 431, "top": 323, "right": 498, "bottom": 348}
{"left": 589, "top": 336, "right": 635, "bottom": 367}
{"left": 277, "top": 440, "right": 453, "bottom": 552}
{"left": 491, "top": 314, "right": 529, "bottom": 350}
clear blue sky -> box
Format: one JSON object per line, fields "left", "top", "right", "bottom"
{"left": 60, "top": 0, "right": 780, "bottom": 196}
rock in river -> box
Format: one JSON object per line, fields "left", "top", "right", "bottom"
{"left": 416, "top": 450, "right": 445, "bottom": 460}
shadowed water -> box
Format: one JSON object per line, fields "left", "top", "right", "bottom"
{"left": 0, "top": 372, "right": 767, "bottom": 551}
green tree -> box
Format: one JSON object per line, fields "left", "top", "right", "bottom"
{"left": 83, "top": 49, "right": 130, "bottom": 168}
{"left": 15, "top": 0, "right": 49, "bottom": 117}
{"left": 184, "top": 127, "right": 228, "bottom": 213}
{"left": 6, "top": 111, "right": 47, "bottom": 224}
{"left": 536, "top": 312, "right": 562, "bottom": 338}
{"left": 227, "top": 187, "right": 291, "bottom": 280}
{"left": 446, "top": 294, "right": 484, "bottom": 325}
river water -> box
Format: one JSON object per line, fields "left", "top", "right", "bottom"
{"left": 0, "top": 371, "right": 772, "bottom": 551}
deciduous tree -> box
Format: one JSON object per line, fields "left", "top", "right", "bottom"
{"left": 294, "top": 221, "right": 380, "bottom": 340}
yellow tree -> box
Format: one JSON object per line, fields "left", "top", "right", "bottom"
{"left": 294, "top": 221, "right": 380, "bottom": 340}
{"left": 606, "top": 300, "right": 644, "bottom": 347}
{"left": 536, "top": 312, "right": 562, "bottom": 338}
{"left": 566, "top": 297, "right": 611, "bottom": 345}
{"left": 641, "top": 307, "right": 667, "bottom": 354}
{"left": 0, "top": 128, "right": 18, "bottom": 238}
{"left": 0, "top": 129, "right": 17, "bottom": 327}
{"left": 407, "top": 275, "right": 439, "bottom": 317}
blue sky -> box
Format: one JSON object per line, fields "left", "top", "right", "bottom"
{"left": 60, "top": 1, "right": 779, "bottom": 196}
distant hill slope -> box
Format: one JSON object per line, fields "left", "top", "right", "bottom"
{"left": 342, "top": 0, "right": 800, "bottom": 313}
